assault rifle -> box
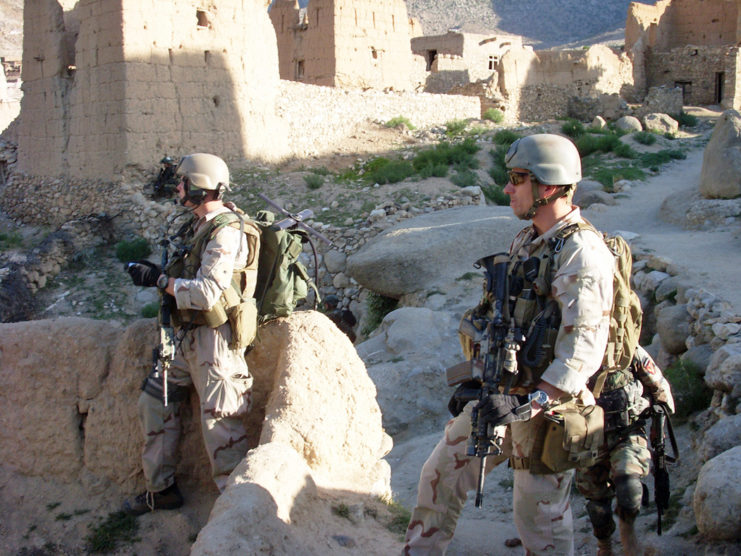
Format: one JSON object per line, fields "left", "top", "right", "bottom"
{"left": 649, "top": 402, "right": 678, "bottom": 535}
{"left": 467, "top": 252, "right": 522, "bottom": 507}
{"left": 152, "top": 237, "right": 177, "bottom": 406}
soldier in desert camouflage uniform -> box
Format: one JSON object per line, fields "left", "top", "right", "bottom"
{"left": 123, "top": 153, "right": 259, "bottom": 515}
{"left": 404, "top": 134, "right": 615, "bottom": 555}
{"left": 577, "top": 344, "right": 675, "bottom": 556}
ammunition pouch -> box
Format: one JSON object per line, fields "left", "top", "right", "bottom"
{"left": 227, "top": 297, "right": 258, "bottom": 350}
{"left": 539, "top": 401, "right": 604, "bottom": 473}
{"left": 596, "top": 386, "right": 632, "bottom": 432}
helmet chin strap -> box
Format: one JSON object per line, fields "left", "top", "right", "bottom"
{"left": 524, "top": 183, "right": 571, "bottom": 219}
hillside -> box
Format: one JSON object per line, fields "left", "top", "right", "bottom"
{"left": 405, "top": 0, "right": 658, "bottom": 47}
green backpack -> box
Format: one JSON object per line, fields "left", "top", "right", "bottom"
{"left": 251, "top": 210, "right": 320, "bottom": 322}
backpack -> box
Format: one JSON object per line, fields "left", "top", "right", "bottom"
{"left": 250, "top": 210, "right": 320, "bottom": 322}
{"left": 553, "top": 220, "right": 643, "bottom": 392}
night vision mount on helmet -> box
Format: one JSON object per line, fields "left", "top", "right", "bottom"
{"left": 176, "top": 153, "right": 231, "bottom": 206}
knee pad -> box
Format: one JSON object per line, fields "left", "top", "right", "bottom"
{"left": 614, "top": 475, "right": 643, "bottom": 522}
{"left": 586, "top": 498, "right": 615, "bottom": 540}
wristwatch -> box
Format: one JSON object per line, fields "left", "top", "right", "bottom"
{"left": 157, "top": 274, "right": 169, "bottom": 291}
{"left": 528, "top": 389, "right": 550, "bottom": 409}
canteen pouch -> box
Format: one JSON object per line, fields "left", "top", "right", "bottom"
{"left": 540, "top": 402, "right": 604, "bottom": 473}
{"left": 227, "top": 298, "right": 258, "bottom": 350}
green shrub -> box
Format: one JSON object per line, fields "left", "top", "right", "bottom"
{"left": 412, "top": 139, "right": 479, "bottom": 175}
{"left": 561, "top": 118, "right": 585, "bottom": 138}
{"left": 663, "top": 359, "right": 713, "bottom": 419}
{"left": 451, "top": 169, "right": 479, "bottom": 188}
{"left": 482, "top": 108, "right": 504, "bottom": 123}
{"left": 481, "top": 184, "right": 510, "bottom": 206}
{"left": 308, "top": 166, "right": 331, "bottom": 176}
{"left": 590, "top": 166, "right": 646, "bottom": 189}
{"left": 303, "top": 173, "right": 324, "bottom": 189}
{"left": 381, "top": 496, "right": 412, "bottom": 539}
{"left": 576, "top": 133, "right": 621, "bottom": 156}
{"left": 0, "top": 231, "right": 23, "bottom": 252}
{"left": 613, "top": 142, "right": 637, "bottom": 159}
{"left": 368, "top": 159, "right": 415, "bottom": 184}
{"left": 115, "top": 237, "right": 151, "bottom": 263}
{"left": 673, "top": 111, "right": 698, "bottom": 127}
{"left": 633, "top": 131, "right": 657, "bottom": 145}
{"left": 492, "top": 129, "right": 521, "bottom": 145}
{"left": 445, "top": 119, "right": 469, "bottom": 137}
{"left": 361, "top": 292, "right": 398, "bottom": 336}
{"left": 638, "top": 149, "right": 686, "bottom": 169}
{"left": 385, "top": 116, "right": 415, "bottom": 130}
{"left": 488, "top": 144, "right": 509, "bottom": 186}
{"left": 141, "top": 302, "right": 159, "bottom": 318}
{"left": 418, "top": 163, "right": 449, "bottom": 178}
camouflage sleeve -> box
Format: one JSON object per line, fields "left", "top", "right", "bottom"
{"left": 633, "top": 344, "right": 676, "bottom": 413}
{"left": 173, "top": 225, "right": 245, "bottom": 311}
{"left": 540, "top": 229, "right": 614, "bottom": 395}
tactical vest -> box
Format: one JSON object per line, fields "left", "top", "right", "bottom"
{"left": 165, "top": 210, "right": 260, "bottom": 329}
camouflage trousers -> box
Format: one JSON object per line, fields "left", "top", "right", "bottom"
{"left": 138, "top": 322, "right": 253, "bottom": 493}
{"left": 575, "top": 430, "right": 650, "bottom": 504}
{"left": 404, "top": 402, "right": 576, "bottom": 556}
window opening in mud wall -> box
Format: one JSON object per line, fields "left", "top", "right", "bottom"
{"left": 488, "top": 55, "right": 499, "bottom": 71}
{"left": 715, "top": 72, "right": 724, "bottom": 104}
{"left": 296, "top": 59, "right": 305, "bottom": 80}
{"left": 196, "top": 9, "right": 210, "bottom": 29}
{"left": 426, "top": 50, "right": 437, "bottom": 71}
{"left": 674, "top": 80, "right": 692, "bottom": 102}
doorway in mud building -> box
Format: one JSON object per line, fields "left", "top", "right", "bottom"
{"left": 715, "top": 72, "right": 724, "bottom": 104}
{"left": 295, "top": 59, "right": 305, "bottom": 80}
{"left": 674, "top": 80, "right": 692, "bottom": 103}
{"left": 425, "top": 50, "right": 437, "bottom": 71}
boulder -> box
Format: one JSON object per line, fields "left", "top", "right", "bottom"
{"left": 346, "top": 205, "right": 522, "bottom": 297}
{"left": 656, "top": 303, "right": 691, "bottom": 355}
{"left": 693, "top": 446, "right": 741, "bottom": 540}
{"left": 643, "top": 113, "right": 678, "bottom": 135}
{"left": 699, "top": 110, "right": 741, "bottom": 199}
{"left": 698, "top": 414, "right": 741, "bottom": 462}
{"left": 616, "top": 115, "right": 642, "bottom": 132}
{"left": 591, "top": 115, "right": 607, "bottom": 130}
{"left": 705, "top": 342, "right": 741, "bottom": 395}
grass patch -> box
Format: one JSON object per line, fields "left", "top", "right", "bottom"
{"left": 456, "top": 271, "right": 480, "bottom": 281}
{"left": 492, "top": 129, "right": 521, "bottom": 145}
{"left": 576, "top": 132, "right": 621, "bottom": 157}
{"left": 303, "top": 173, "right": 324, "bottom": 190}
{"left": 589, "top": 166, "right": 646, "bottom": 189}
{"left": 445, "top": 119, "right": 469, "bottom": 137}
{"left": 361, "top": 291, "right": 398, "bottom": 336}
{"left": 613, "top": 142, "right": 637, "bottom": 159}
{"left": 385, "top": 116, "right": 415, "bottom": 130}
{"left": 332, "top": 503, "right": 352, "bottom": 520}
{"left": 412, "top": 138, "right": 479, "bottom": 176}
{"left": 308, "top": 166, "right": 331, "bottom": 176}
{"left": 115, "top": 237, "right": 151, "bottom": 263}
{"left": 451, "top": 168, "right": 479, "bottom": 188}
{"left": 481, "top": 184, "right": 510, "bottom": 206}
{"left": 672, "top": 111, "right": 698, "bottom": 128}
{"left": 379, "top": 496, "right": 412, "bottom": 539}
{"left": 663, "top": 359, "right": 713, "bottom": 419}
{"left": 85, "top": 511, "right": 139, "bottom": 553}
{"left": 561, "top": 118, "right": 586, "bottom": 138}
{"left": 367, "top": 158, "right": 416, "bottom": 184}
{"left": 633, "top": 131, "right": 657, "bottom": 145}
{"left": 638, "top": 149, "right": 686, "bottom": 169}
{"left": 0, "top": 230, "right": 23, "bottom": 251}
{"left": 482, "top": 108, "right": 504, "bottom": 123}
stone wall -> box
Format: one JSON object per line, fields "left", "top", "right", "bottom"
{"left": 645, "top": 45, "right": 733, "bottom": 106}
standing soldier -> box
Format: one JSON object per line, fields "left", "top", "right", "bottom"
{"left": 123, "top": 153, "right": 259, "bottom": 514}
{"left": 404, "top": 134, "right": 615, "bottom": 555}
{"left": 577, "top": 345, "right": 675, "bottom": 555}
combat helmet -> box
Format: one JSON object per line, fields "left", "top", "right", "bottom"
{"left": 176, "top": 153, "right": 230, "bottom": 205}
{"left": 505, "top": 134, "right": 581, "bottom": 219}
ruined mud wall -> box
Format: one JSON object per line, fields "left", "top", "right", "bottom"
{"left": 645, "top": 44, "right": 735, "bottom": 106}
{"left": 498, "top": 45, "right": 634, "bottom": 122}
{"left": 271, "top": 0, "right": 418, "bottom": 91}
{"left": 627, "top": 0, "right": 740, "bottom": 53}
{"left": 17, "top": 0, "right": 285, "bottom": 183}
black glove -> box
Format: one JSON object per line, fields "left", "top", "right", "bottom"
{"left": 447, "top": 380, "right": 481, "bottom": 417}
{"left": 126, "top": 260, "right": 161, "bottom": 287}
{"left": 476, "top": 393, "right": 531, "bottom": 426}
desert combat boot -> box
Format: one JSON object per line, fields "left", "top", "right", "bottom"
{"left": 122, "top": 482, "right": 184, "bottom": 516}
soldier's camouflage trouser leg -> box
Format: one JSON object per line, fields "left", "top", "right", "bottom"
{"left": 510, "top": 417, "right": 575, "bottom": 556}
{"left": 403, "top": 403, "right": 511, "bottom": 555}
{"left": 139, "top": 323, "right": 253, "bottom": 492}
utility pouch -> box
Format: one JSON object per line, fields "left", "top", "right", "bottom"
{"left": 227, "top": 297, "right": 258, "bottom": 350}
{"left": 540, "top": 402, "right": 604, "bottom": 472}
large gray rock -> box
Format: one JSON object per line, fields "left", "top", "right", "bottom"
{"left": 616, "top": 115, "right": 642, "bottom": 132}
{"left": 700, "top": 110, "right": 741, "bottom": 199}
{"left": 693, "top": 446, "right": 741, "bottom": 540}
{"left": 698, "top": 414, "right": 741, "bottom": 462}
{"left": 705, "top": 342, "right": 741, "bottom": 396}
{"left": 656, "top": 303, "right": 691, "bottom": 354}
{"left": 643, "top": 113, "right": 678, "bottom": 134}
{"left": 346, "top": 205, "right": 522, "bottom": 297}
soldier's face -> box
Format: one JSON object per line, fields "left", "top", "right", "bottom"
{"left": 504, "top": 168, "right": 534, "bottom": 219}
